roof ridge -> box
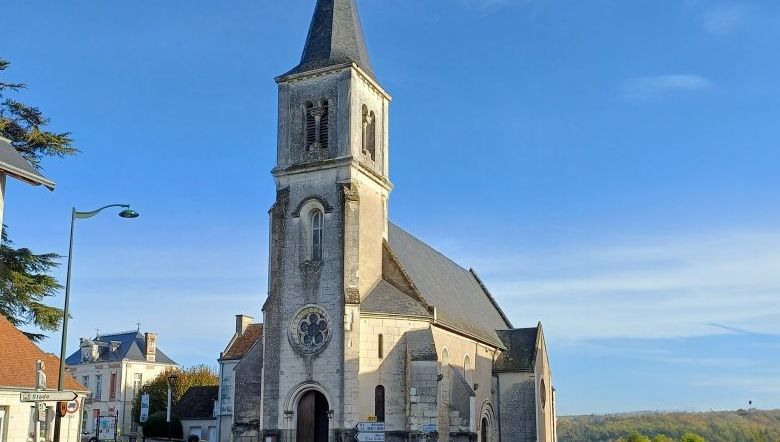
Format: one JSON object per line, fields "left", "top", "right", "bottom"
{"left": 469, "top": 268, "right": 514, "bottom": 329}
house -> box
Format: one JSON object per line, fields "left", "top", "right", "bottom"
{"left": 0, "top": 315, "right": 87, "bottom": 442}
{"left": 216, "top": 316, "right": 262, "bottom": 442}
{"left": 0, "top": 136, "right": 55, "bottom": 227}
{"left": 176, "top": 386, "right": 219, "bottom": 442}
{"left": 64, "top": 330, "right": 178, "bottom": 440}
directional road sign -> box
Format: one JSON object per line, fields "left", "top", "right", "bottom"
{"left": 356, "top": 422, "right": 385, "bottom": 433}
{"left": 355, "top": 433, "right": 385, "bottom": 442}
{"left": 20, "top": 391, "right": 78, "bottom": 403}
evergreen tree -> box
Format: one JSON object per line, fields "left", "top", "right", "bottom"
{"left": 0, "top": 57, "right": 78, "bottom": 340}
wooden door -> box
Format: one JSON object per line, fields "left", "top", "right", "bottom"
{"left": 297, "top": 391, "right": 329, "bottom": 442}
{"left": 297, "top": 391, "right": 316, "bottom": 442}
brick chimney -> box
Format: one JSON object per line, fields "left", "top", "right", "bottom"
{"left": 236, "top": 315, "right": 253, "bottom": 336}
{"left": 144, "top": 332, "right": 157, "bottom": 362}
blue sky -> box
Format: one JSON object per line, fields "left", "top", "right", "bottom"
{"left": 2, "top": 0, "right": 779, "bottom": 415}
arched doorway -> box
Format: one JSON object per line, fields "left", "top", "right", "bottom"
{"left": 481, "top": 417, "right": 489, "bottom": 441}
{"left": 296, "top": 390, "right": 329, "bottom": 442}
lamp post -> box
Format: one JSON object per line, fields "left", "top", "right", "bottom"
{"left": 53, "top": 204, "right": 140, "bottom": 442}
{"left": 166, "top": 374, "right": 179, "bottom": 441}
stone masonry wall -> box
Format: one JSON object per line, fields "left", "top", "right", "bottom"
{"left": 497, "top": 373, "right": 536, "bottom": 442}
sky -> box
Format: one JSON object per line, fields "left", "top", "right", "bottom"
{"left": 2, "top": 0, "right": 779, "bottom": 416}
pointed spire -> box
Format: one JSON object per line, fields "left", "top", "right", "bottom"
{"left": 284, "top": 0, "right": 374, "bottom": 78}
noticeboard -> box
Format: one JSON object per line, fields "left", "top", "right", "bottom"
{"left": 98, "top": 416, "right": 117, "bottom": 441}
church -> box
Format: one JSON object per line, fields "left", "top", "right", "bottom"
{"left": 229, "top": 0, "right": 557, "bottom": 441}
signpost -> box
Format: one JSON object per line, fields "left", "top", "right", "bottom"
{"left": 20, "top": 391, "right": 79, "bottom": 403}
{"left": 355, "top": 422, "right": 385, "bottom": 442}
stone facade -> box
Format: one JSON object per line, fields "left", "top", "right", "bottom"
{"left": 227, "top": 1, "right": 558, "bottom": 441}
{"left": 65, "top": 331, "right": 178, "bottom": 440}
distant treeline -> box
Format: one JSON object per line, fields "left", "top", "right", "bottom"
{"left": 558, "top": 409, "right": 780, "bottom": 442}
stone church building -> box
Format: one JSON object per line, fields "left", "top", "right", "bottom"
{"left": 232, "top": 0, "right": 557, "bottom": 441}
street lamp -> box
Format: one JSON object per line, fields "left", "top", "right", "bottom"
{"left": 167, "top": 374, "right": 179, "bottom": 441}
{"left": 53, "top": 204, "right": 140, "bottom": 442}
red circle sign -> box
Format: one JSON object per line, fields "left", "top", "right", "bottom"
{"left": 66, "top": 400, "right": 80, "bottom": 414}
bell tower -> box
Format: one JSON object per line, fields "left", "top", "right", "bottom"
{"left": 261, "top": 0, "right": 392, "bottom": 437}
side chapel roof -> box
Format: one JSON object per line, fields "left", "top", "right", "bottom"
{"left": 494, "top": 325, "right": 542, "bottom": 372}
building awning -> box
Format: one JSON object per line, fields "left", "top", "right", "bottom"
{"left": 0, "top": 137, "right": 56, "bottom": 190}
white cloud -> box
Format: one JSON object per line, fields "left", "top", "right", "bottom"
{"left": 458, "top": 231, "right": 780, "bottom": 342}
{"left": 623, "top": 74, "right": 712, "bottom": 101}
{"left": 701, "top": 3, "right": 752, "bottom": 36}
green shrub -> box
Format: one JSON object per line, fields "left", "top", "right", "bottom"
{"left": 142, "top": 411, "right": 183, "bottom": 439}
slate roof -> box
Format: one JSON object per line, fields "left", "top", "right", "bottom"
{"left": 0, "top": 315, "right": 86, "bottom": 391}
{"left": 65, "top": 331, "right": 177, "bottom": 366}
{"left": 450, "top": 365, "right": 476, "bottom": 397}
{"left": 362, "top": 280, "right": 431, "bottom": 318}
{"left": 494, "top": 326, "right": 540, "bottom": 372}
{"left": 282, "top": 0, "right": 374, "bottom": 79}
{"left": 0, "top": 137, "right": 55, "bottom": 190}
{"left": 386, "top": 223, "right": 512, "bottom": 348}
{"left": 406, "top": 328, "right": 438, "bottom": 362}
{"left": 175, "top": 386, "right": 218, "bottom": 420}
{"left": 221, "top": 324, "right": 263, "bottom": 361}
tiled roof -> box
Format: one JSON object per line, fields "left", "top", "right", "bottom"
{"left": 175, "top": 386, "right": 218, "bottom": 420}
{"left": 0, "top": 315, "right": 86, "bottom": 391}
{"left": 65, "top": 332, "right": 177, "bottom": 366}
{"left": 494, "top": 326, "right": 540, "bottom": 372}
{"left": 0, "top": 137, "right": 55, "bottom": 189}
{"left": 221, "top": 324, "right": 263, "bottom": 361}
{"left": 282, "top": 0, "right": 374, "bottom": 78}
{"left": 387, "top": 223, "right": 513, "bottom": 348}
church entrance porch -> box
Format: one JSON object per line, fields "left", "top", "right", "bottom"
{"left": 296, "top": 390, "right": 329, "bottom": 442}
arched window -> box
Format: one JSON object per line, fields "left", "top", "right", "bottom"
{"left": 464, "top": 355, "right": 472, "bottom": 385}
{"left": 305, "top": 99, "right": 329, "bottom": 150}
{"left": 540, "top": 378, "right": 547, "bottom": 410}
{"left": 375, "top": 385, "right": 386, "bottom": 422}
{"left": 441, "top": 348, "right": 449, "bottom": 367}
{"left": 361, "top": 105, "right": 376, "bottom": 161}
{"left": 310, "top": 210, "right": 323, "bottom": 260}
{"left": 378, "top": 334, "right": 384, "bottom": 359}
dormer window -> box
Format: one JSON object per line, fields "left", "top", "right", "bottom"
{"left": 311, "top": 210, "right": 323, "bottom": 261}
{"left": 305, "top": 99, "right": 329, "bottom": 151}
{"left": 361, "top": 105, "right": 376, "bottom": 161}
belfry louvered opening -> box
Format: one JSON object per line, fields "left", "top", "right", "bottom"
{"left": 304, "top": 99, "right": 329, "bottom": 151}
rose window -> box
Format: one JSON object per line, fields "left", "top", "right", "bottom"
{"left": 289, "top": 305, "right": 332, "bottom": 355}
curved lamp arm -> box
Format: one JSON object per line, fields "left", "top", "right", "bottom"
{"left": 73, "top": 204, "right": 131, "bottom": 219}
